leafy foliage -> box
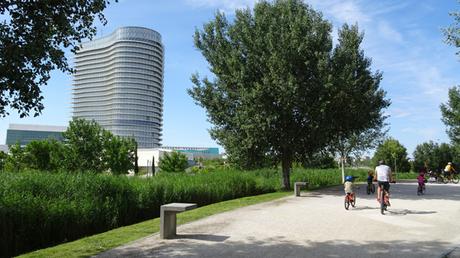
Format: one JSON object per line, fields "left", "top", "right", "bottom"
{"left": 103, "top": 132, "right": 136, "bottom": 175}
{"left": 0, "top": 0, "right": 115, "bottom": 117}
{"left": 372, "top": 138, "right": 411, "bottom": 172}
{"left": 4, "top": 119, "right": 136, "bottom": 174}
{"left": 0, "top": 151, "right": 7, "bottom": 171}
{"left": 441, "top": 86, "right": 460, "bottom": 147}
{"left": 413, "top": 141, "right": 455, "bottom": 171}
{"left": 443, "top": 4, "right": 460, "bottom": 56}
{"left": 63, "top": 118, "right": 106, "bottom": 172}
{"left": 327, "top": 25, "right": 388, "bottom": 160}
{"left": 189, "top": 0, "right": 389, "bottom": 189}
{"left": 159, "top": 151, "right": 188, "bottom": 173}
{"left": 4, "top": 142, "right": 25, "bottom": 172}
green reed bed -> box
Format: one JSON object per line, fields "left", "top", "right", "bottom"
{"left": 2, "top": 167, "right": 368, "bottom": 257}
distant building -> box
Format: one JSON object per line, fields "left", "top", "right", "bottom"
{"left": 161, "top": 146, "right": 219, "bottom": 158}
{"left": 5, "top": 124, "right": 66, "bottom": 146}
{"left": 72, "top": 26, "right": 164, "bottom": 148}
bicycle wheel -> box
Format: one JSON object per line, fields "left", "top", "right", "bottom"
{"left": 380, "top": 191, "right": 386, "bottom": 215}
{"left": 453, "top": 174, "right": 460, "bottom": 184}
{"left": 351, "top": 194, "right": 356, "bottom": 207}
{"left": 344, "top": 196, "right": 350, "bottom": 210}
{"left": 443, "top": 175, "right": 449, "bottom": 184}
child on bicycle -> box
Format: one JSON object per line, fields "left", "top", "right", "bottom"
{"left": 417, "top": 171, "right": 426, "bottom": 191}
{"left": 367, "top": 171, "right": 374, "bottom": 185}
{"left": 344, "top": 175, "right": 354, "bottom": 195}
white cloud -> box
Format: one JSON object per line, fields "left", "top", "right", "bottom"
{"left": 389, "top": 108, "right": 411, "bottom": 118}
{"left": 185, "top": 0, "right": 255, "bottom": 12}
{"left": 306, "top": 0, "right": 369, "bottom": 24}
{"left": 378, "top": 21, "right": 403, "bottom": 43}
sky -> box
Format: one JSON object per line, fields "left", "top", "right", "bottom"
{"left": 0, "top": 0, "right": 459, "bottom": 156}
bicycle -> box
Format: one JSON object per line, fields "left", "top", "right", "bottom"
{"left": 443, "top": 171, "right": 460, "bottom": 184}
{"left": 417, "top": 183, "right": 425, "bottom": 195}
{"left": 344, "top": 192, "right": 356, "bottom": 210}
{"left": 378, "top": 181, "right": 395, "bottom": 215}
{"left": 366, "top": 182, "right": 375, "bottom": 195}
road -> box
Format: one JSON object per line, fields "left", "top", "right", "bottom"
{"left": 97, "top": 181, "right": 460, "bottom": 258}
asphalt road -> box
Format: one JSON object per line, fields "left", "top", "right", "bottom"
{"left": 97, "top": 181, "right": 460, "bottom": 258}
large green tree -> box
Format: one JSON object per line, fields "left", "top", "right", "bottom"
{"left": 373, "top": 138, "right": 410, "bottom": 172}
{"left": 0, "top": 0, "right": 114, "bottom": 117}
{"left": 327, "top": 24, "right": 389, "bottom": 181}
{"left": 189, "top": 0, "right": 389, "bottom": 189}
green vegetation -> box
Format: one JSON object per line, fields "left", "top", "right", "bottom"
{"left": 372, "top": 138, "right": 411, "bottom": 172}
{"left": 2, "top": 167, "right": 365, "bottom": 257}
{"left": 159, "top": 151, "right": 189, "bottom": 172}
{"left": 189, "top": 0, "right": 389, "bottom": 189}
{"left": 18, "top": 191, "right": 291, "bottom": 258}
{"left": 413, "top": 141, "right": 456, "bottom": 171}
{"left": 3, "top": 118, "right": 136, "bottom": 174}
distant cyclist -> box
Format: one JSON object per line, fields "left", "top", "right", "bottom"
{"left": 444, "top": 162, "right": 456, "bottom": 181}
{"left": 374, "top": 160, "right": 394, "bottom": 203}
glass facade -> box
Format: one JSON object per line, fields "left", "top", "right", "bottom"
{"left": 161, "top": 146, "right": 220, "bottom": 155}
{"left": 73, "top": 27, "right": 164, "bottom": 148}
{"left": 6, "top": 130, "right": 65, "bottom": 146}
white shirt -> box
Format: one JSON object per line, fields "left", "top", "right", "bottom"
{"left": 375, "top": 165, "right": 391, "bottom": 182}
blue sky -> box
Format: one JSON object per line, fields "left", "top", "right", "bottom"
{"left": 1, "top": 0, "right": 459, "bottom": 156}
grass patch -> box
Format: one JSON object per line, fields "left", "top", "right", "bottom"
{"left": 18, "top": 191, "right": 291, "bottom": 258}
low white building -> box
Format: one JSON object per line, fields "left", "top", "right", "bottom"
{"left": 137, "top": 148, "right": 194, "bottom": 168}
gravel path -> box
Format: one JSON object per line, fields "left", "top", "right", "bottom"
{"left": 96, "top": 181, "right": 460, "bottom": 258}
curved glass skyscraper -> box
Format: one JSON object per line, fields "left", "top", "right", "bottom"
{"left": 73, "top": 27, "right": 163, "bottom": 148}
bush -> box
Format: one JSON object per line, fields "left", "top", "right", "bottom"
{"left": 159, "top": 151, "right": 188, "bottom": 173}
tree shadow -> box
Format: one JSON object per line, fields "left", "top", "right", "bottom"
{"left": 174, "top": 234, "right": 229, "bottom": 242}
{"left": 97, "top": 237, "right": 453, "bottom": 258}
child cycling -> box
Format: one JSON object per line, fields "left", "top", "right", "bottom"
{"left": 344, "top": 175, "right": 354, "bottom": 195}
{"left": 366, "top": 170, "right": 375, "bottom": 194}
{"left": 417, "top": 170, "right": 426, "bottom": 194}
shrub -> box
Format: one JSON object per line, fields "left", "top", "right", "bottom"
{"left": 0, "top": 151, "right": 7, "bottom": 171}
{"left": 159, "top": 151, "right": 188, "bottom": 172}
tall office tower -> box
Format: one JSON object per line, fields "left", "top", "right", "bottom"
{"left": 73, "top": 27, "right": 163, "bottom": 148}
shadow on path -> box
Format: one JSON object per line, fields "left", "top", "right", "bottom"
{"left": 174, "top": 234, "right": 229, "bottom": 242}
{"left": 99, "top": 238, "right": 452, "bottom": 258}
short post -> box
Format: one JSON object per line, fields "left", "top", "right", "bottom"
{"left": 294, "top": 182, "right": 308, "bottom": 197}
{"left": 160, "top": 203, "right": 197, "bottom": 239}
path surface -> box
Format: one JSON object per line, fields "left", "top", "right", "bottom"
{"left": 97, "top": 181, "right": 460, "bottom": 258}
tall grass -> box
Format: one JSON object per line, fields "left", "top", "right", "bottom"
{"left": 1, "top": 167, "right": 366, "bottom": 257}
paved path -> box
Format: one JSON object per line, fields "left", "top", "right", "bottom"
{"left": 97, "top": 181, "right": 460, "bottom": 258}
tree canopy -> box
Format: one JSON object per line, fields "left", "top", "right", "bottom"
{"left": 373, "top": 138, "right": 410, "bottom": 172}
{"left": 189, "top": 0, "right": 389, "bottom": 189}
{"left": 0, "top": 0, "right": 114, "bottom": 117}
{"left": 413, "top": 141, "right": 455, "bottom": 171}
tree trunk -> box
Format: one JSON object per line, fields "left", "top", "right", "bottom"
{"left": 152, "top": 155, "right": 156, "bottom": 176}
{"left": 134, "top": 147, "right": 139, "bottom": 174}
{"left": 341, "top": 157, "right": 345, "bottom": 184}
{"left": 281, "top": 154, "right": 292, "bottom": 190}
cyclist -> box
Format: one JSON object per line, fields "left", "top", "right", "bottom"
{"left": 367, "top": 170, "right": 374, "bottom": 193}
{"left": 417, "top": 170, "right": 426, "bottom": 194}
{"left": 444, "top": 162, "right": 456, "bottom": 181}
{"left": 374, "top": 160, "right": 394, "bottom": 203}
{"left": 344, "top": 175, "right": 354, "bottom": 195}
